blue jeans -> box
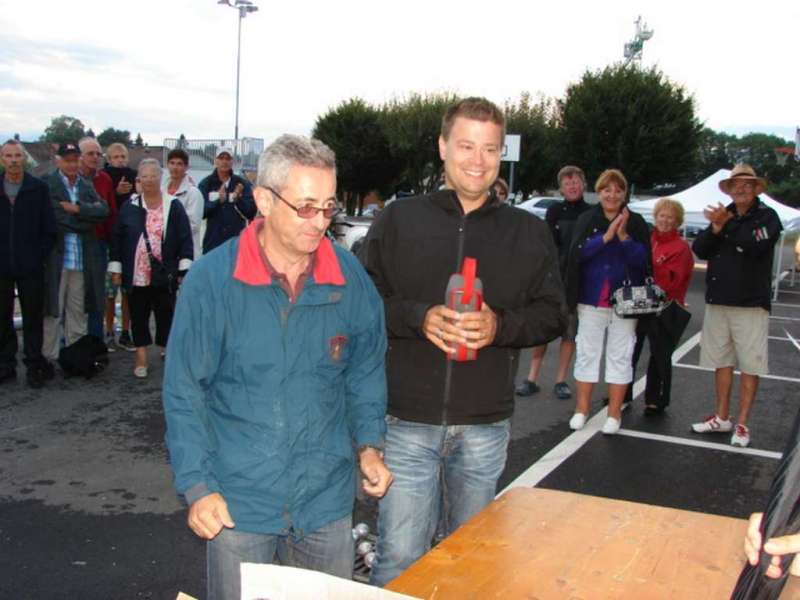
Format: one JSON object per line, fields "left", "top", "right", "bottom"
{"left": 370, "top": 416, "right": 511, "bottom": 586}
{"left": 207, "top": 515, "right": 353, "bottom": 600}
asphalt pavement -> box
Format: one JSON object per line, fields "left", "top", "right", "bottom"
{"left": 2, "top": 247, "right": 799, "bottom": 599}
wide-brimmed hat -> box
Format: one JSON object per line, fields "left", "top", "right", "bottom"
{"left": 719, "top": 164, "right": 768, "bottom": 196}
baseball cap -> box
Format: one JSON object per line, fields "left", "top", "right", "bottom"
{"left": 216, "top": 147, "right": 234, "bottom": 158}
{"left": 57, "top": 142, "right": 80, "bottom": 157}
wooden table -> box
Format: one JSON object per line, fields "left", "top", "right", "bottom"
{"left": 386, "top": 488, "right": 800, "bottom": 599}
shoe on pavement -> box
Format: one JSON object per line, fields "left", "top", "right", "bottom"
{"left": 40, "top": 360, "right": 55, "bottom": 381}
{"left": 644, "top": 405, "right": 665, "bottom": 416}
{"left": 602, "top": 417, "right": 621, "bottom": 435}
{"left": 134, "top": 365, "right": 148, "bottom": 378}
{"left": 26, "top": 366, "right": 45, "bottom": 389}
{"left": 104, "top": 332, "right": 116, "bottom": 352}
{"left": 731, "top": 424, "right": 751, "bottom": 447}
{"left": 553, "top": 382, "right": 571, "bottom": 400}
{"left": 515, "top": 380, "right": 540, "bottom": 396}
{"left": 117, "top": 331, "right": 136, "bottom": 352}
{"left": 691, "top": 414, "right": 733, "bottom": 434}
{"left": 569, "top": 413, "right": 586, "bottom": 430}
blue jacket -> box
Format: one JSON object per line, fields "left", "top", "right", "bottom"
{"left": 199, "top": 170, "right": 256, "bottom": 253}
{"left": 108, "top": 194, "right": 194, "bottom": 289}
{"left": 0, "top": 172, "right": 56, "bottom": 278}
{"left": 163, "top": 219, "right": 387, "bottom": 537}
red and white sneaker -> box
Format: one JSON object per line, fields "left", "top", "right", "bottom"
{"left": 691, "top": 414, "right": 733, "bottom": 434}
{"left": 731, "top": 424, "right": 751, "bottom": 448}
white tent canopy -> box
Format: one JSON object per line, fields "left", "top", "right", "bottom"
{"left": 629, "top": 169, "right": 800, "bottom": 232}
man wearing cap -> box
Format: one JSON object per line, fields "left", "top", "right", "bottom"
{"left": 198, "top": 147, "right": 255, "bottom": 253}
{"left": 0, "top": 139, "right": 57, "bottom": 387}
{"left": 691, "top": 164, "right": 782, "bottom": 448}
{"left": 42, "top": 143, "right": 110, "bottom": 362}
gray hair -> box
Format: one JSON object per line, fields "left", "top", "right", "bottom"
{"left": 78, "top": 136, "right": 101, "bottom": 152}
{"left": 257, "top": 134, "right": 336, "bottom": 191}
{"left": 137, "top": 158, "right": 162, "bottom": 176}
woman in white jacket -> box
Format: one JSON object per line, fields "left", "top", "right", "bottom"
{"left": 162, "top": 148, "right": 204, "bottom": 260}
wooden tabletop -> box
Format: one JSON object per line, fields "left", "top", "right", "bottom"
{"left": 386, "top": 487, "right": 800, "bottom": 599}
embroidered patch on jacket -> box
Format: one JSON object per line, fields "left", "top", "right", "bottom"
{"left": 329, "top": 335, "right": 348, "bottom": 362}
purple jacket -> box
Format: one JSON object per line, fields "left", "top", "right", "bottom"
{"left": 577, "top": 232, "right": 647, "bottom": 306}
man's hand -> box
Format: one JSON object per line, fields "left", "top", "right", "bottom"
{"left": 116, "top": 177, "right": 132, "bottom": 195}
{"left": 745, "top": 512, "right": 800, "bottom": 579}
{"left": 359, "top": 447, "right": 393, "bottom": 498}
{"left": 422, "top": 305, "right": 465, "bottom": 353}
{"left": 458, "top": 303, "right": 498, "bottom": 350}
{"left": 60, "top": 201, "right": 80, "bottom": 215}
{"left": 187, "top": 492, "right": 235, "bottom": 540}
{"left": 703, "top": 202, "right": 732, "bottom": 234}
{"left": 111, "top": 273, "right": 122, "bottom": 286}
{"left": 218, "top": 184, "right": 227, "bottom": 203}
{"left": 232, "top": 183, "right": 244, "bottom": 200}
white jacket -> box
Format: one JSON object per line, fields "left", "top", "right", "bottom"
{"left": 162, "top": 175, "right": 204, "bottom": 259}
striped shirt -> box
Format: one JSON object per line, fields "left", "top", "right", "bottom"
{"left": 59, "top": 171, "right": 83, "bottom": 271}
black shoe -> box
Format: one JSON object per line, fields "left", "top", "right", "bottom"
{"left": 553, "top": 381, "right": 572, "bottom": 400}
{"left": 644, "top": 405, "right": 666, "bottom": 416}
{"left": 0, "top": 367, "right": 17, "bottom": 383}
{"left": 40, "top": 360, "right": 55, "bottom": 381}
{"left": 117, "top": 331, "right": 136, "bottom": 352}
{"left": 515, "top": 380, "right": 540, "bottom": 396}
{"left": 26, "top": 367, "right": 45, "bottom": 389}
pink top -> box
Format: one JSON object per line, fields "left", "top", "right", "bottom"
{"left": 132, "top": 205, "right": 164, "bottom": 287}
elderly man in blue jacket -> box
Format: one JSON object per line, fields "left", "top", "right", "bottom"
{"left": 163, "top": 134, "right": 392, "bottom": 600}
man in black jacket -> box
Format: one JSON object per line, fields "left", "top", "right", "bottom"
{"left": 0, "top": 140, "right": 57, "bottom": 387}
{"left": 516, "top": 165, "right": 591, "bottom": 400}
{"left": 690, "top": 165, "right": 782, "bottom": 448}
{"left": 362, "top": 97, "right": 566, "bottom": 586}
{"left": 199, "top": 147, "right": 256, "bottom": 253}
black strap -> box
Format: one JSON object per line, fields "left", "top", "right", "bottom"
{"left": 140, "top": 208, "right": 162, "bottom": 266}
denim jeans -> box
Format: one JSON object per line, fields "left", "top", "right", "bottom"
{"left": 207, "top": 515, "right": 353, "bottom": 600}
{"left": 370, "top": 416, "right": 511, "bottom": 587}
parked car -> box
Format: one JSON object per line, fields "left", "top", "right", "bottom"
{"left": 331, "top": 213, "right": 374, "bottom": 255}
{"left": 516, "top": 196, "right": 561, "bottom": 219}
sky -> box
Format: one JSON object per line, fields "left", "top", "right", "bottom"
{"left": 0, "top": 0, "right": 798, "bottom": 147}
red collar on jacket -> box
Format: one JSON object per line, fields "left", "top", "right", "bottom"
{"left": 233, "top": 218, "right": 346, "bottom": 286}
{"left": 652, "top": 228, "right": 681, "bottom": 244}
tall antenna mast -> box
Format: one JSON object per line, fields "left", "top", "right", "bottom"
{"left": 623, "top": 16, "right": 654, "bottom": 65}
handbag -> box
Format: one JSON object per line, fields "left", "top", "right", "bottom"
{"left": 611, "top": 276, "right": 667, "bottom": 318}
{"left": 142, "top": 226, "right": 177, "bottom": 294}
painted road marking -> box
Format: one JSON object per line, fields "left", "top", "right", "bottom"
{"left": 615, "top": 428, "right": 782, "bottom": 460}
{"left": 673, "top": 363, "right": 800, "bottom": 384}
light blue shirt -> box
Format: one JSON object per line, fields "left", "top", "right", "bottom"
{"left": 59, "top": 171, "right": 83, "bottom": 271}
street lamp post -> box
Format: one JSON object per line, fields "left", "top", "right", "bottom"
{"left": 218, "top": 0, "right": 258, "bottom": 159}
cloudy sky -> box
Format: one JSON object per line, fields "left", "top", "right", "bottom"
{"left": 1, "top": 0, "right": 797, "bottom": 146}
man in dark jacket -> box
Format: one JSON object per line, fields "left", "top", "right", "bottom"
{"left": 690, "top": 164, "right": 782, "bottom": 448}
{"left": 42, "top": 143, "right": 110, "bottom": 362}
{"left": 199, "top": 147, "right": 256, "bottom": 253}
{"left": 516, "top": 165, "right": 591, "bottom": 400}
{"left": 361, "top": 97, "right": 567, "bottom": 586}
{"left": 0, "top": 140, "right": 57, "bottom": 387}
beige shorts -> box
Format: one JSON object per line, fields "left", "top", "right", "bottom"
{"left": 699, "top": 304, "right": 769, "bottom": 375}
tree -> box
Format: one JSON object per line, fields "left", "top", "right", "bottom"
{"left": 313, "top": 98, "right": 400, "bottom": 215}
{"left": 504, "top": 93, "right": 563, "bottom": 195}
{"left": 380, "top": 92, "right": 459, "bottom": 194}
{"left": 97, "top": 127, "right": 131, "bottom": 147}
{"left": 40, "top": 115, "right": 87, "bottom": 145}
{"left": 134, "top": 133, "right": 144, "bottom": 147}
{"left": 560, "top": 64, "right": 702, "bottom": 189}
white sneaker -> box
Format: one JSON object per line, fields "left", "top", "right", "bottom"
{"left": 134, "top": 366, "right": 148, "bottom": 379}
{"left": 691, "top": 414, "right": 733, "bottom": 434}
{"left": 569, "top": 413, "right": 587, "bottom": 430}
{"left": 602, "top": 417, "right": 621, "bottom": 435}
{"left": 731, "top": 424, "right": 751, "bottom": 447}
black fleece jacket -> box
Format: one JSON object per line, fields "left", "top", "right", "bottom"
{"left": 360, "top": 190, "right": 567, "bottom": 425}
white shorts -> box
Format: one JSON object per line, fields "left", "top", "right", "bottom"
{"left": 574, "top": 304, "right": 638, "bottom": 384}
{"left": 699, "top": 304, "right": 769, "bottom": 376}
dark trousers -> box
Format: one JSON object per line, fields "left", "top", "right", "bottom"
{"left": 627, "top": 317, "right": 676, "bottom": 408}
{"left": 128, "top": 286, "right": 174, "bottom": 348}
{"left": 0, "top": 275, "right": 45, "bottom": 369}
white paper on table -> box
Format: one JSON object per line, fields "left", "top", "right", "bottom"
{"left": 240, "top": 563, "right": 421, "bottom": 600}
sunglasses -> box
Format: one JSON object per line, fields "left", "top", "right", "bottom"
{"left": 267, "top": 187, "right": 340, "bottom": 220}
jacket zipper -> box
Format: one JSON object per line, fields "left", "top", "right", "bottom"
{"left": 440, "top": 214, "right": 467, "bottom": 425}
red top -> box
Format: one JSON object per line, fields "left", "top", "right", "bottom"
{"left": 233, "top": 218, "right": 346, "bottom": 288}
{"left": 651, "top": 229, "right": 694, "bottom": 304}
{"left": 89, "top": 170, "right": 118, "bottom": 242}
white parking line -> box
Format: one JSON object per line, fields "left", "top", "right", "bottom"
{"left": 770, "top": 315, "right": 800, "bottom": 322}
{"left": 673, "top": 363, "right": 800, "bottom": 384}
{"left": 772, "top": 303, "right": 800, "bottom": 309}
{"left": 614, "top": 428, "right": 783, "bottom": 460}
{"left": 500, "top": 332, "right": 701, "bottom": 492}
